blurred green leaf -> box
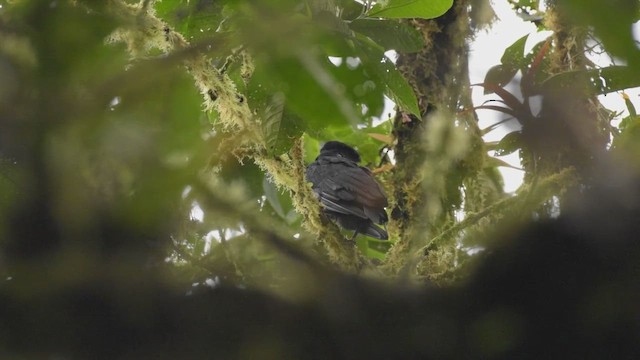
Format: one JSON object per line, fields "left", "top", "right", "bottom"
{"left": 493, "top": 131, "right": 522, "bottom": 157}
{"left": 350, "top": 19, "right": 423, "bottom": 53}
{"left": 155, "top": 0, "right": 225, "bottom": 41}
{"left": 303, "top": 134, "right": 321, "bottom": 164}
{"left": 613, "top": 113, "right": 640, "bottom": 154}
{"left": 193, "top": 235, "right": 206, "bottom": 256}
{"left": 261, "top": 92, "right": 305, "bottom": 156}
{"left": 262, "top": 92, "right": 286, "bottom": 152}
{"left": 367, "top": 0, "right": 453, "bottom": 19}
{"left": 273, "top": 112, "right": 306, "bottom": 155}
{"left": 255, "top": 54, "right": 363, "bottom": 130}
{"left": 485, "top": 33, "right": 551, "bottom": 95}
{"left": 483, "top": 65, "right": 517, "bottom": 92}
{"left": 368, "top": 132, "right": 394, "bottom": 145}
{"left": 623, "top": 93, "right": 637, "bottom": 118}
{"left": 484, "top": 155, "right": 521, "bottom": 170}
{"left": 356, "top": 39, "right": 420, "bottom": 117}
{"left": 365, "top": 246, "right": 387, "bottom": 260}
{"left": 355, "top": 237, "right": 389, "bottom": 259}
{"left": 559, "top": 0, "right": 640, "bottom": 65}
{"left": 369, "top": 238, "right": 393, "bottom": 252}
{"left": 263, "top": 177, "right": 285, "bottom": 218}
{"left": 326, "top": 58, "right": 386, "bottom": 119}
{"left": 218, "top": 160, "right": 265, "bottom": 200}
{"left": 337, "top": 0, "right": 366, "bottom": 20}
{"left": 315, "top": 10, "right": 352, "bottom": 35}
{"left": 542, "top": 66, "right": 640, "bottom": 96}
{"left": 262, "top": 177, "right": 298, "bottom": 225}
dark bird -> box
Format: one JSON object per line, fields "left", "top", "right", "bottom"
{"left": 306, "top": 141, "right": 389, "bottom": 240}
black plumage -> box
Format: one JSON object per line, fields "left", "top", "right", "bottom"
{"left": 306, "top": 141, "right": 389, "bottom": 240}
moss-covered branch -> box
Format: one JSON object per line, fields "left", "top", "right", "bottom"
{"left": 104, "top": 0, "right": 363, "bottom": 271}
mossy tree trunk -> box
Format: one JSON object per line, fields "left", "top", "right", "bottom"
{"left": 384, "top": 0, "right": 483, "bottom": 278}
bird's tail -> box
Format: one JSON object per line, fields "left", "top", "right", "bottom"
{"left": 361, "top": 224, "right": 388, "bottom": 240}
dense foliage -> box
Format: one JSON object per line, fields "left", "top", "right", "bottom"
{"left": 1, "top": 0, "right": 640, "bottom": 358}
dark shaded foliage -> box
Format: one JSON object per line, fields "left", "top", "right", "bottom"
{"left": 2, "top": 159, "right": 639, "bottom": 359}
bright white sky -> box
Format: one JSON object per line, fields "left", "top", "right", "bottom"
{"left": 470, "top": 0, "right": 640, "bottom": 192}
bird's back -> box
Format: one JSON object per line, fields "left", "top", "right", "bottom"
{"left": 307, "top": 155, "right": 387, "bottom": 224}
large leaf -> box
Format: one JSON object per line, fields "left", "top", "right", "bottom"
{"left": 154, "top": 0, "right": 225, "bottom": 41}
{"left": 356, "top": 237, "right": 391, "bottom": 260}
{"left": 349, "top": 19, "right": 423, "bottom": 53}
{"left": 249, "top": 79, "right": 306, "bottom": 156}
{"left": 500, "top": 34, "right": 528, "bottom": 70}
{"left": 483, "top": 64, "right": 517, "bottom": 91}
{"left": 271, "top": 111, "right": 306, "bottom": 155}
{"left": 254, "top": 54, "right": 362, "bottom": 131}
{"left": 261, "top": 93, "right": 286, "bottom": 154}
{"left": 337, "top": 0, "right": 366, "bottom": 20}
{"left": 483, "top": 35, "right": 527, "bottom": 93}
{"left": 356, "top": 39, "right": 420, "bottom": 117}
{"left": 486, "top": 32, "right": 551, "bottom": 94}
{"left": 326, "top": 57, "right": 386, "bottom": 119}
{"left": 560, "top": 0, "right": 640, "bottom": 64}
{"left": 263, "top": 177, "right": 285, "bottom": 219}
{"left": 541, "top": 66, "right": 640, "bottom": 96}
{"left": 367, "top": 0, "right": 453, "bottom": 19}
{"left": 493, "top": 131, "right": 522, "bottom": 157}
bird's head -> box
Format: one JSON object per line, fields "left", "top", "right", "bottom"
{"left": 319, "top": 141, "right": 361, "bottom": 163}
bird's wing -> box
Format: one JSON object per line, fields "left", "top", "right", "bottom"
{"left": 309, "top": 159, "right": 387, "bottom": 221}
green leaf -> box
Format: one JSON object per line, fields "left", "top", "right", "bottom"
{"left": 154, "top": 0, "right": 225, "bottom": 41}
{"left": 484, "top": 156, "right": 522, "bottom": 170}
{"left": 261, "top": 93, "right": 286, "bottom": 153}
{"left": 501, "top": 34, "right": 528, "bottom": 69}
{"left": 365, "top": 246, "right": 387, "bottom": 260}
{"left": 303, "top": 134, "right": 321, "bottom": 164}
{"left": 483, "top": 64, "right": 517, "bottom": 92}
{"left": 623, "top": 93, "right": 637, "bottom": 118}
{"left": 542, "top": 66, "right": 640, "bottom": 96}
{"left": 368, "top": 238, "right": 393, "bottom": 257}
{"left": 357, "top": 39, "right": 420, "bottom": 117}
{"left": 493, "top": 131, "right": 522, "bottom": 157}
{"left": 262, "top": 177, "right": 298, "bottom": 224}
{"left": 367, "top": 0, "right": 453, "bottom": 19}
{"left": 491, "top": 32, "right": 551, "bottom": 95}
{"left": 618, "top": 93, "right": 639, "bottom": 133}
{"left": 219, "top": 161, "right": 264, "bottom": 199}
{"left": 560, "top": 0, "right": 640, "bottom": 64}
{"left": 613, "top": 113, "right": 640, "bottom": 153}
{"left": 337, "top": 0, "right": 366, "bottom": 20}
{"left": 355, "top": 237, "right": 388, "bottom": 260}
{"left": 326, "top": 57, "right": 386, "bottom": 118}
{"left": 193, "top": 236, "right": 205, "bottom": 256}
{"left": 253, "top": 54, "right": 362, "bottom": 132}
{"left": 263, "top": 177, "right": 285, "bottom": 218}
{"left": 618, "top": 114, "right": 640, "bottom": 132}
{"left": 272, "top": 111, "right": 306, "bottom": 155}
{"left": 250, "top": 84, "right": 305, "bottom": 156}
{"left": 349, "top": 19, "right": 423, "bottom": 53}
{"left": 315, "top": 10, "right": 352, "bottom": 36}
